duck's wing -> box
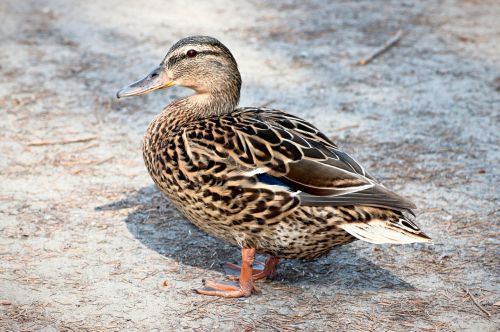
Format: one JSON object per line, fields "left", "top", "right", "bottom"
{"left": 183, "top": 108, "right": 416, "bottom": 212}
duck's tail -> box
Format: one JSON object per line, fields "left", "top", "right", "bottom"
{"left": 339, "top": 210, "right": 432, "bottom": 245}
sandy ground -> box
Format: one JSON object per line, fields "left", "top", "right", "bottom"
{"left": 1, "top": 0, "right": 499, "bottom": 331}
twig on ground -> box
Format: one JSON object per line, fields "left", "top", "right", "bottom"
{"left": 464, "top": 288, "right": 491, "bottom": 318}
{"left": 419, "top": 207, "right": 443, "bottom": 213}
{"left": 27, "top": 136, "right": 97, "bottom": 146}
{"left": 94, "top": 156, "right": 114, "bottom": 165}
{"left": 260, "top": 99, "right": 276, "bottom": 108}
{"left": 357, "top": 30, "right": 403, "bottom": 65}
{"left": 181, "top": 297, "right": 221, "bottom": 315}
{"left": 72, "top": 142, "right": 99, "bottom": 153}
{"left": 333, "top": 124, "right": 359, "bottom": 132}
{"left": 60, "top": 156, "right": 113, "bottom": 167}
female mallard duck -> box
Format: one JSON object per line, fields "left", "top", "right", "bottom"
{"left": 117, "top": 36, "right": 431, "bottom": 298}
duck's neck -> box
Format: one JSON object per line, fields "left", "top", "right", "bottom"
{"left": 154, "top": 90, "right": 240, "bottom": 129}
{"left": 181, "top": 91, "right": 240, "bottom": 118}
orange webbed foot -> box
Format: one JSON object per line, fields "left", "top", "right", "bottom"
{"left": 194, "top": 279, "right": 256, "bottom": 298}
{"left": 194, "top": 248, "right": 262, "bottom": 298}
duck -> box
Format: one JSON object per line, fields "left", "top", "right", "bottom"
{"left": 116, "top": 36, "right": 431, "bottom": 298}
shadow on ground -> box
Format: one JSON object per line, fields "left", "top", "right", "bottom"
{"left": 96, "top": 185, "right": 415, "bottom": 292}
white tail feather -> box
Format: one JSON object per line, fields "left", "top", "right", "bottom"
{"left": 340, "top": 220, "right": 432, "bottom": 245}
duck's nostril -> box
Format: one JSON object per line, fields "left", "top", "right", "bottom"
{"left": 150, "top": 72, "right": 159, "bottom": 79}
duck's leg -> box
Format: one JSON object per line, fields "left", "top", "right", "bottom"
{"left": 195, "top": 248, "right": 257, "bottom": 298}
{"left": 224, "top": 256, "right": 280, "bottom": 281}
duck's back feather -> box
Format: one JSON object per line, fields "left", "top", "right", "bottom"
{"left": 183, "top": 107, "right": 416, "bottom": 213}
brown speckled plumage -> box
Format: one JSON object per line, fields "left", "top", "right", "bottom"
{"left": 118, "top": 36, "right": 431, "bottom": 296}
{"left": 142, "top": 105, "right": 430, "bottom": 259}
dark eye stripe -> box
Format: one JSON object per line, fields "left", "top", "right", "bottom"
{"left": 166, "top": 50, "right": 222, "bottom": 68}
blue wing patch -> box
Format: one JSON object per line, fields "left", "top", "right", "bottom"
{"left": 256, "top": 173, "right": 290, "bottom": 187}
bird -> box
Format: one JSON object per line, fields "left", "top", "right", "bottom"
{"left": 116, "top": 36, "right": 431, "bottom": 298}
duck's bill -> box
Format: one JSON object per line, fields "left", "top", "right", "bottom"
{"left": 116, "top": 66, "right": 175, "bottom": 98}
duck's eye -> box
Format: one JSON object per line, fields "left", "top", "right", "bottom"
{"left": 186, "top": 49, "right": 198, "bottom": 58}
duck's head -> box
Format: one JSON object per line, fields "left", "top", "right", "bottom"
{"left": 116, "top": 36, "right": 241, "bottom": 103}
